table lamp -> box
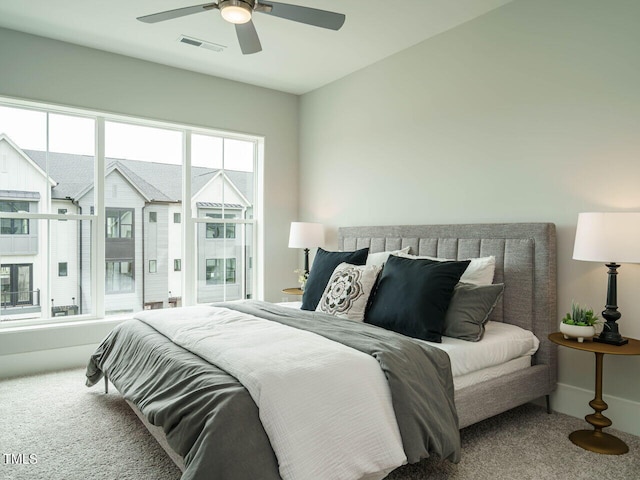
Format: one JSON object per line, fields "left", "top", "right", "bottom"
{"left": 573, "top": 212, "right": 640, "bottom": 345}
{"left": 288, "top": 222, "right": 325, "bottom": 275}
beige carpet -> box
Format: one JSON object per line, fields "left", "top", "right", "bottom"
{"left": 1, "top": 368, "right": 639, "bottom": 479}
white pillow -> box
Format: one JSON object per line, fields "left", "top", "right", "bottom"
{"left": 396, "top": 253, "right": 495, "bottom": 285}
{"left": 316, "top": 262, "right": 382, "bottom": 321}
{"left": 366, "top": 246, "right": 410, "bottom": 266}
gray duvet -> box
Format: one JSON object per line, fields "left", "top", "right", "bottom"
{"left": 86, "top": 300, "right": 460, "bottom": 480}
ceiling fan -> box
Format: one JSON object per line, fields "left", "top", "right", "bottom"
{"left": 137, "top": 1, "right": 346, "bottom": 55}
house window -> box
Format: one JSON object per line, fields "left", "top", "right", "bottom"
{"left": 174, "top": 259, "right": 181, "bottom": 271}
{"left": 0, "top": 264, "right": 34, "bottom": 306}
{"left": 106, "top": 209, "right": 133, "bottom": 238}
{"left": 0, "top": 201, "right": 29, "bottom": 235}
{"left": 206, "top": 258, "right": 236, "bottom": 285}
{"left": 106, "top": 261, "right": 134, "bottom": 293}
{"left": 174, "top": 212, "right": 181, "bottom": 223}
{"left": 58, "top": 262, "right": 68, "bottom": 277}
{"left": 149, "top": 211, "right": 157, "bottom": 223}
{"left": 149, "top": 260, "right": 157, "bottom": 273}
{"left": 205, "top": 213, "right": 236, "bottom": 239}
{"left": 58, "top": 208, "right": 67, "bottom": 214}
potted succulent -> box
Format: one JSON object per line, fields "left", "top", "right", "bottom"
{"left": 560, "top": 302, "right": 600, "bottom": 343}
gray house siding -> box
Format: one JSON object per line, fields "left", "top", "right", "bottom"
{"left": 143, "top": 204, "right": 172, "bottom": 308}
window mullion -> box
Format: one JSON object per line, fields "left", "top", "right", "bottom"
{"left": 94, "top": 117, "right": 106, "bottom": 317}
{"left": 182, "top": 131, "right": 195, "bottom": 306}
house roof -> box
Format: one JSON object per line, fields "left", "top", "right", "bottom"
{"left": 23, "top": 150, "right": 254, "bottom": 205}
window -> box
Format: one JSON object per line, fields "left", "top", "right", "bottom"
{"left": 206, "top": 258, "right": 236, "bottom": 285}
{"left": 106, "top": 261, "right": 134, "bottom": 293}
{"left": 206, "top": 213, "right": 236, "bottom": 239}
{"left": 0, "top": 201, "right": 29, "bottom": 235}
{"left": 0, "top": 264, "right": 34, "bottom": 306}
{"left": 106, "top": 209, "right": 133, "bottom": 238}
{"left": 0, "top": 99, "right": 259, "bottom": 326}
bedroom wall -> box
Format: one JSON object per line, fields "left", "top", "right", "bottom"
{"left": 0, "top": 27, "right": 299, "bottom": 377}
{"left": 299, "top": 0, "right": 640, "bottom": 435}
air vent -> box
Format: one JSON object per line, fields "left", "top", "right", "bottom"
{"left": 178, "top": 35, "right": 226, "bottom": 52}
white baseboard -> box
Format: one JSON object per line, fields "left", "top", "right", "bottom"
{"left": 550, "top": 382, "right": 640, "bottom": 437}
{"left": 0, "top": 344, "right": 96, "bottom": 379}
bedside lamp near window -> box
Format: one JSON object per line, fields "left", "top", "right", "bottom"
{"left": 288, "top": 222, "right": 325, "bottom": 275}
{"left": 573, "top": 212, "right": 640, "bottom": 345}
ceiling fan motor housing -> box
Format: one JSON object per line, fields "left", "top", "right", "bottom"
{"left": 219, "top": 0, "right": 255, "bottom": 24}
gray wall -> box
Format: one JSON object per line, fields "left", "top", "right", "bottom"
{"left": 0, "top": 27, "right": 299, "bottom": 376}
{"left": 300, "top": 0, "right": 640, "bottom": 434}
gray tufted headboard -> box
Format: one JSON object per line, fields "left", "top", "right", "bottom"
{"left": 338, "top": 223, "right": 558, "bottom": 391}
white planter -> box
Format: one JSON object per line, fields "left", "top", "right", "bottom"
{"left": 560, "top": 322, "right": 595, "bottom": 343}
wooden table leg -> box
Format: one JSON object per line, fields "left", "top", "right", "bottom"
{"left": 568, "top": 352, "right": 629, "bottom": 454}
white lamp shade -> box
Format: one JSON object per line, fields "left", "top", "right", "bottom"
{"left": 288, "top": 222, "right": 325, "bottom": 249}
{"left": 573, "top": 212, "right": 640, "bottom": 263}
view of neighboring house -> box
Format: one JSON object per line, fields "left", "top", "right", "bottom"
{"left": 0, "top": 133, "right": 253, "bottom": 320}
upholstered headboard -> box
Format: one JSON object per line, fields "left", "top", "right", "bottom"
{"left": 338, "top": 223, "right": 557, "bottom": 390}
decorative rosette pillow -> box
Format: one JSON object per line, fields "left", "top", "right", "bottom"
{"left": 316, "top": 262, "right": 382, "bottom": 321}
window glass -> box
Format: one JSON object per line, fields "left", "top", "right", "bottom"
{"left": 106, "top": 209, "right": 134, "bottom": 239}
{"left": 206, "top": 213, "right": 237, "bottom": 239}
{"left": 0, "top": 201, "right": 30, "bottom": 234}
{"left": 106, "top": 261, "right": 134, "bottom": 293}
{"left": 206, "top": 259, "right": 236, "bottom": 285}
{"left": 0, "top": 101, "right": 258, "bottom": 325}
{"left": 0, "top": 107, "right": 95, "bottom": 322}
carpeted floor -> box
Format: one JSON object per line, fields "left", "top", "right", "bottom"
{"left": 1, "top": 368, "right": 639, "bottom": 479}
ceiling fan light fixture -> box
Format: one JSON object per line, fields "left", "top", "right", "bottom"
{"left": 220, "top": 0, "right": 253, "bottom": 25}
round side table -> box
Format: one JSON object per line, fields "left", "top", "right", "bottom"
{"left": 281, "top": 288, "right": 303, "bottom": 296}
{"left": 548, "top": 332, "right": 640, "bottom": 454}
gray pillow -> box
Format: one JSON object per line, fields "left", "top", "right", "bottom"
{"left": 442, "top": 282, "right": 505, "bottom": 342}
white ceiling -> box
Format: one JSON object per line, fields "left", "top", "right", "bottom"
{"left": 0, "top": 0, "right": 513, "bottom": 95}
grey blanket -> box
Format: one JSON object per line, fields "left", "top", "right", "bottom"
{"left": 86, "top": 300, "right": 460, "bottom": 480}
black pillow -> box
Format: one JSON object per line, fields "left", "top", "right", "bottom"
{"left": 301, "top": 247, "right": 369, "bottom": 311}
{"left": 365, "top": 255, "right": 470, "bottom": 342}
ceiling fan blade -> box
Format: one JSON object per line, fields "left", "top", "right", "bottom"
{"left": 235, "top": 20, "right": 262, "bottom": 54}
{"left": 256, "top": 1, "right": 345, "bottom": 30}
{"left": 137, "top": 3, "right": 219, "bottom": 24}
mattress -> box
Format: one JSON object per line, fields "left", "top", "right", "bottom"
{"left": 278, "top": 302, "right": 539, "bottom": 390}
{"left": 452, "top": 355, "right": 532, "bottom": 390}
{"left": 422, "top": 320, "right": 540, "bottom": 377}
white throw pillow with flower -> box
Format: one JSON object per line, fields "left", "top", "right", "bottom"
{"left": 316, "top": 262, "right": 382, "bottom": 321}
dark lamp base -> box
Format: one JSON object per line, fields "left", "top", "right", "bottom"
{"left": 594, "top": 334, "right": 629, "bottom": 346}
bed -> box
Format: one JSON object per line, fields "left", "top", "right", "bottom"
{"left": 86, "top": 222, "right": 557, "bottom": 480}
